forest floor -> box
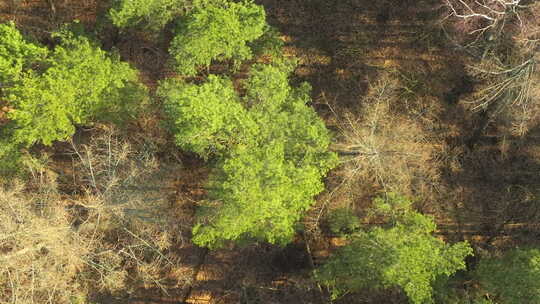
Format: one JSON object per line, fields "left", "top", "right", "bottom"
{"left": 3, "top": 0, "right": 540, "bottom": 303}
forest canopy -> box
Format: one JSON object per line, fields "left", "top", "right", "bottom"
{"left": 1, "top": 0, "right": 539, "bottom": 303}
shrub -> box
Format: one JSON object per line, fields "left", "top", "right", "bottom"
{"left": 327, "top": 208, "right": 360, "bottom": 235}
{"left": 0, "top": 137, "right": 22, "bottom": 175}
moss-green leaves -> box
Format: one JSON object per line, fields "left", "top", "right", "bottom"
{"left": 0, "top": 22, "right": 47, "bottom": 85}
{"left": 6, "top": 32, "right": 145, "bottom": 147}
{"left": 158, "top": 75, "right": 254, "bottom": 158}
{"left": 109, "top": 0, "right": 190, "bottom": 30}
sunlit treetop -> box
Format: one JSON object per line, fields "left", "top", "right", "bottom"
{"left": 157, "top": 75, "right": 258, "bottom": 158}
{"left": 160, "top": 60, "right": 338, "bottom": 247}
{"left": 109, "top": 0, "right": 196, "bottom": 30}
{"left": 0, "top": 22, "right": 47, "bottom": 85}
{"left": 0, "top": 23, "right": 146, "bottom": 174}
{"left": 6, "top": 29, "right": 145, "bottom": 147}
{"left": 169, "top": 0, "right": 266, "bottom": 75}
{"left": 316, "top": 194, "right": 473, "bottom": 304}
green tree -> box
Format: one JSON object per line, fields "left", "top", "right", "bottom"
{"left": 159, "top": 61, "right": 337, "bottom": 247}
{"left": 326, "top": 207, "right": 360, "bottom": 236}
{"left": 315, "top": 194, "right": 473, "bottom": 304}
{"left": 168, "top": 0, "right": 266, "bottom": 75}
{"left": 0, "top": 24, "right": 146, "bottom": 174}
{"left": 158, "top": 76, "right": 256, "bottom": 158}
{"left": 475, "top": 248, "right": 540, "bottom": 304}
{"left": 109, "top": 0, "right": 193, "bottom": 30}
{"left": 0, "top": 22, "right": 47, "bottom": 86}
{"left": 3, "top": 28, "right": 146, "bottom": 147}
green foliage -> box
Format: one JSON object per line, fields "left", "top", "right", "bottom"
{"left": 109, "top": 0, "right": 191, "bottom": 30}
{"left": 315, "top": 194, "right": 473, "bottom": 304}
{"left": 160, "top": 61, "right": 337, "bottom": 248}
{"left": 247, "top": 63, "right": 337, "bottom": 174}
{"left": 169, "top": 0, "right": 266, "bottom": 75}
{"left": 245, "top": 61, "right": 292, "bottom": 108}
{"left": 158, "top": 76, "right": 255, "bottom": 158}
{"left": 433, "top": 281, "right": 495, "bottom": 304}
{"left": 327, "top": 208, "right": 360, "bottom": 235}
{"left": 193, "top": 142, "right": 327, "bottom": 247}
{"left": 0, "top": 137, "right": 22, "bottom": 175}
{"left": 0, "top": 24, "right": 146, "bottom": 176}
{"left": 5, "top": 29, "right": 146, "bottom": 147}
{"left": 475, "top": 248, "right": 540, "bottom": 304}
{"left": 0, "top": 22, "right": 47, "bottom": 86}
{"left": 249, "top": 25, "right": 285, "bottom": 58}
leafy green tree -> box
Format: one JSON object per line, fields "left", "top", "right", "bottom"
{"left": 168, "top": 0, "right": 266, "bottom": 75}
{"left": 315, "top": 194, "right": 473, "bottom": 304}
{"left": 158, "top": 76, "right": 256, "bottom": 158}
{"left": 4, "top": 28, "right": 146, "bottom": 147}
{"left": 0, "top": 22, "right": 48, "bottom": 173}
{"left": 246, "top": 63, "right": 337, "bottom": 173}
{"left": 160, "top": 61, "right": 337, "bottom": 247}
{"left": 0, "top": 23, "right": 146, "bottom": 174}
{"left": 0, "top": 22, "right": 47, "bottom": 86}
{"left": 248, "top": 25, "right": 285, "bottom": 59}
{"left": 475, "top": 248, "right": 540, "bottom": 304}
{"left": 109, "top": 0, "right": 192, "bottom": 30}
{"left": 193, "top": 140, "right": 331, "bottom": 247}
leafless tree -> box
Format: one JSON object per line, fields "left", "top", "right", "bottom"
{"left": 321, "top": 73, "right": 442, "bottom": 212}
{"left": 66, "top": 125, "right": 192, "bottom": 293}
{"left": 0, "top": 181, "right": 89, "bottom": 304}
{"left": 444, "top": 0, "right": 540, "bottom": 136}
{"left": 445, "top": 0, "right": 526, "bottom": 40}
{"left": 0, "top": 125, "right": 193, "bottom": 303}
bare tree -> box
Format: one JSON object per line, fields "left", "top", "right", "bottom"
{"left": 444, "top": 0, "right": 540, "bottom": 136}
{"left": 66, "top": 125, "right": 192, "bottom": 294}
{"left": 321, "top": 73, "right": 441, "bottom": 212}
{"left": 445, "top": 0, "right": 525, "bottom": 40}
{"left": 0, "top": 125, "right": 193, "bottom": 303}
{"left": 0, "top": 181, "right": 89, "bottom": 304}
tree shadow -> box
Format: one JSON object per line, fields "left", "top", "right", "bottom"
{"left": 258, "top": 0, "right": 447, "bottom": 112}
{"left": 440, "top": 121, "right": 540, "bottom": 248}
{"left": 87, "top": 241, "right": 324, "bottom": 304}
